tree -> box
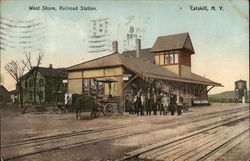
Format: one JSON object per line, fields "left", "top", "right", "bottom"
{"left": 44, "top": 68, "right": 66, "bottom": 104}
{"left": 22, "top": 51, "right": 44, "bottom": 104}
{"left": 53, "top": 69, "right": 66, "bottom": 104}
{"left": 4, "top": 60, "right": 26, "bottom": 107}
{"left": 0, "top": 74, "right": 2, "bottom": 84}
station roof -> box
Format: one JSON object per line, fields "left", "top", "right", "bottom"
{"left": 67, "top": 53, "right": 222, "bottom": 87}
{"left": 151, "top": 32, "right": 195, "bottom": 54}
{"left": 122, "top": 48, "right": 154, "bottom": 63}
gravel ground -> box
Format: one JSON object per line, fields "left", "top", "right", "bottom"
{"left": 0, "top": 103, "right": 249, "bottom": 161}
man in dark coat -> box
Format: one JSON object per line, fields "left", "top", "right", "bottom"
{"left": 136, "top": 94, "right": 142, "bottom": 116}
{"left": 132, "top": 95, "right": 137, "bottom": 115}
{"left": 169, "top": 94, "right": 176, "bottom": 116}
{"left": 176, "top": 95, "right": 183, "bottom": 116}
{"left": 152, "top": 94, "right": 158, "bottom": 115}
{"left": 146, "top": 93, "right": 152, "bottom": 115}
{"left": 127, "top": 94, "right": 134, "bottom": 114}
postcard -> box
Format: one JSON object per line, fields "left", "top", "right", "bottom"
{"left": 0, "top": 0, "right": 249, "bottom": 161}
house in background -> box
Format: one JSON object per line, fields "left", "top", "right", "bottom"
{"left": 9, "top": 88, "right": 19, "bottom": 103}
{"left": 67, "top": 33, "right": 222, "bottom": 105}
{"left": 0, "top": 85, "right": 10, "bottom": 105}
{"left": 21, "top": 65, "right": 67, "bottom": 104}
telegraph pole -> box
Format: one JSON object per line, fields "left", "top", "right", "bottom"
{"left": 0, "top": 51, "right": 2, "bottom": 85}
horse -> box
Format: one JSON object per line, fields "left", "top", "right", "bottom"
{"left": 71, "top": 94, "right": 97, "bottom": 119}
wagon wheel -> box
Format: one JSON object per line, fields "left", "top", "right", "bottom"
{"left": 103, "top": 103, "right": 114, "bottom": 117}
{"left": 117, "top": 98, "right": 125, "bottom": 115}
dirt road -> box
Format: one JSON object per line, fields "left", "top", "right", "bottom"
{"left": 1, "top": 103, "right": 249, "bottom": 161}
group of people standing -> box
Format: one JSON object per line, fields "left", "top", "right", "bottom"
{"left": 125, "top": 90, "right": 184, "bottom": 116}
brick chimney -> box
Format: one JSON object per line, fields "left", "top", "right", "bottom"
{"left": 136, "top": 39, "right": 141, "bottom": 58}
{"left": 112, "top": 41, "right": 118, "bottom": 53}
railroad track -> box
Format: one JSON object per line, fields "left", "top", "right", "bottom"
{"left": 1, "top": 107, "right": 249, "bottom": 161}
{"left": 119, "top": 116, "right": 249, "bottom": 161}
{"left": 2, "top": 106, "right": 248, "bottom": 149}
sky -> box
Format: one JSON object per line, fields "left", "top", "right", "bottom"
{"left": 0, "top": 0, "right": 249, "bottom": 94}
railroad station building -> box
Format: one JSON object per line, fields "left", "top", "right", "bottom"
{"left": 67, "top": 33, "right": 222, "bottom": 105}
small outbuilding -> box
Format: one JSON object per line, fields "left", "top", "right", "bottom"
{"left": 0, "top": 85, "right": 10, "bottom": 104}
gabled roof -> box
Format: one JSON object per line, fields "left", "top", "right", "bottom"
{"left": 122, "top": 48, "right": 154, "bottom": 63}
{"left": 22, "top": 67, "right": 67, "bottom": 80}
{"left": 67, "top": 53, "right": 222, "bottom": 87}
{"left": 151, "top": 32, "right": 195, "bottom": 53}
{"left": 67, "top": 53, "right": 123, "bottom": 71}
{"left": 36, "top": 67, "right": 67, "bottom": 78}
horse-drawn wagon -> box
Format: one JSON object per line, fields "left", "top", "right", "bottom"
{"left": 69, "top": 78, "right": 125, "bottom": 119}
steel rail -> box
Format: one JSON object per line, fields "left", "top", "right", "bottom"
{"left": 2, "top": 106, "right": 248, "bottom": 149}
{"left": 2, "top": 109, "right": 249, "bottom": 161}
{"left": 197, "top": 128, "right": 249, "bottom": 161}
{"left": 118, "top": 115, "right": 249, "bottom": 161}
{"left": 3, "top": 114, "right": 248, "bottom": 161}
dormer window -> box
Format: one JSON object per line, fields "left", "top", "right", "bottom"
{"left": 175, "top": 54, "right": 179, "bottom": 63}
{"left": 170, "top": 54, "right": 174, "bottom": 64}
{"left": 164, "top": 53, "right": 179, "bottom": 64}
{"left": 165, "top": 54, "right": 170, "bottom": 64}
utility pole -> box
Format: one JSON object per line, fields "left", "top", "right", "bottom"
{"left": 0, "top": 51, "right": 2, "bottom": 85}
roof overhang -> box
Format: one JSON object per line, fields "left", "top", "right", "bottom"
{"left": 122, "top": 65, "right": 223, "bottom": 87}
{"left": 150, "top": 48, "right": 194, "bottom": 54}
{"left": 142, "top": 73, "right": 223, "bottom": 87}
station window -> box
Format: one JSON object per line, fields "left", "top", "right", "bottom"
{"left": 83, "top": 79, "right": 90, "bottom": 95}
{"left": 97, "top": 82, "right": 104, "bottom": 95}
{"left": 164, "top": 54, "right": 170, "bottom": 64}
{"left": 164, "top": 53, "right": 179, "bottom": 64}
{"left": 174, "top": 54, "right": 179, "bottom": 63}
{"left": 170, "top": 54, "right": 174, "bottom": 64}
{"left": 83, "top": 79, "right": 104, "bottom": 95}
{"left": 90, "top": 79, "right": 97, "bottom": 94}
